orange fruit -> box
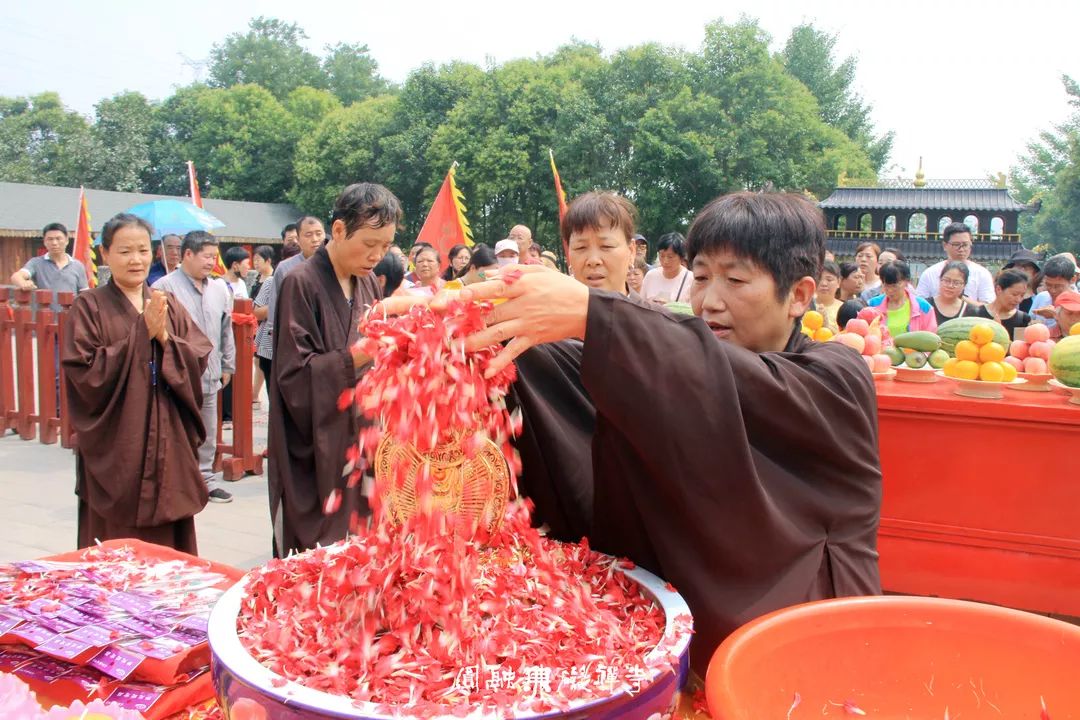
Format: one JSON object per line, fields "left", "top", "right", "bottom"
{"left": 1001, "top": 362, "right": 1018, "bottom": 382}
{"left": 802, "top": 310, "right": 824, "bottom": 331}
{"left": 979, "top": 361, "right": 1005, "bottom": 382}
{"left": 978, "top": 342, "right": 1006, "bottom": 363}
{"left": 1070, "top": 322, "right": 1080, "bottom": 336}
{"left": 813, "top": 327, "right": 834, "bottom": 342}
{"left": 954, "top": 360, "right": 980, "bottom": 380}
{"left": 942, "top": 357, "right": 960, "bottom": 377}
{"left": 969, "top": 324, "right": 995, "bottom": 346}
{"left": 954, "top": 340, "right": 980, "bottom": 362}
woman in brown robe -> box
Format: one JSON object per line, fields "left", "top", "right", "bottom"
{"left": 268, "top": 183, "right": 398, "bottom": 556}
{"left": 62, "top": 213, "right": 212, "bottom": 554}
{"left": 459, "top": 192, "right": 882, "bottom": 674}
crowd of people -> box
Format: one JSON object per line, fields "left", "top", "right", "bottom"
{"left": 11, "top": 184, "right": 1080, "bottom": 675}
{"left": 810, "top": 224, "right": 1080, "bottom": 340}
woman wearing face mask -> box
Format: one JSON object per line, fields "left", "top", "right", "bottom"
{"left": 494, "top": 239, "right": 521, "bottom": 268}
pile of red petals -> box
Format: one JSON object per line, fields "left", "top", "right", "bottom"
{"left": 238, "top": 502, "right": 685, "bottom": 717}
{"left": 340, "top": 298, "right": 522, "bottom": 528}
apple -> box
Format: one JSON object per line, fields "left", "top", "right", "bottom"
{"left": 844, "top": 319, "right": 869, "bottom": 337}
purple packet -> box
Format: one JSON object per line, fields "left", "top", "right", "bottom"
{"left": 12, "top": 622, "right": 57, "bottom": 647}
{"left": 0, "top": 647, "right": 38, "bottom": 672}
{"left": 121, "top": 638, "right": 178, "bottom": 661}
{"left": 104, "top": 684, "right": 164, "bottom": 713}
{"left": 16, "top": 656, "right": 73, "bottom": 683}
{"left": 67, "top": 624, "right": 114, "bottom": 647}
{"left": 116, "top": 616, "right": 166, "bottom": 638}
{"left": 10, "top": 561, "right": 51, "bottom": 574}
{"left": 63, "top": 583, "right": 105, "bottom": 601}
{"left": 178, "top": 614, "right": 209, "bottom": 634}
{"left": 0, "top": 613, "right": 24, "bottom": 636}
{"left": 34, "top": 615, "right": 82, "bottom": 634}
{"left": 165, "top": 628, "right": 205, "bottom": 646}
{"left": 59, "top": 664, "right": 106, "bottom": 692}
{"left": 26, "top": 598, "right": 68, "bottom": 616}
{"left": 59, "top": 605, "right": 102, "bottom": 626}
{"left": 88, "top": 645, "right": 144, "bottom": 681}
{"left": 107, "top": 591, "right": 154, "bottom": 615}
{"left": 35, "top": 633, "right": 95, "bottom": 661}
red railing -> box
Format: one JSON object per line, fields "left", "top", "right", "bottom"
{"left": 0, "top": 288, "right": 263, "bottom": 479}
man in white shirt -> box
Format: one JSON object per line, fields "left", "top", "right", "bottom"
{"left": 915, "top": 222, "right": 994, "bottom": 304}
{"left": 1029, "top": 255, "right": 1078, "bottom": 334}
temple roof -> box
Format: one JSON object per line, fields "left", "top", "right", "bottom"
{"left": 820, "top": 185, "right": 1029, "bottom": 213}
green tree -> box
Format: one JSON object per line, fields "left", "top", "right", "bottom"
{"left": 1012, "top": 75, "right": 1080, "bottom": 254}
{"left": 323, "top": 43, "right": 388, "bottom": 105}
{"left": 142, "top": 84, "right": 216, "bottom": 196}
{"left": 87, "top": 91, "right": 155, "bottom": 192}
{"left": 781, "top": 23, "right": 894, "bottom": 171}
{"left": 0, "top": 92, "right": 92, "bottom": 185}
{"left": 208, "top": 17, "right": 326, "bottom": 99}
{"left": 188, "top": 84, "right": 299, "bottom": 202}
{"left": 285, "top": 86, "right": 343, "bottom": 135}
{"left": 290, "top": 95, "right": 399, "bottom": 215}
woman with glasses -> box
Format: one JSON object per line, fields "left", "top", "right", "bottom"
{"left": 854, "top": 242, "right": 882, "bottom": 302}
{"left": 929, "top": 261, "right": 973, "bottom": 325}
{"left": 867, "top": 260, "right": 937, "bottom": 337}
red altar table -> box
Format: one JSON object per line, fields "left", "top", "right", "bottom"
{"left": 875, "top": 378, "right": 1080, "bottom": 616}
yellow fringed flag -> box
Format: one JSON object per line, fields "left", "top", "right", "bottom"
{"left": 549, "top": 149, "right": 569, "bottom": 258}
{"left": 415, "top": 163, "right": 474, "bottom": 273}
{"left": 74, "top": 187, "right": 97, "bottom": 288}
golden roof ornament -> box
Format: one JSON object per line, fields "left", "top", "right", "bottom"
{"left": 913, "top": 157, "right": 927, "bottom": 188}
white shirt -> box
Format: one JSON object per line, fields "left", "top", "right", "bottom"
{"left": 915, "top": 259, "right": 995, "bottom": 304}
{"left": 226, "top": 277, "right": 249, "bottom": 300}
{"left": 641, "top": 266, "right": 692, "bottom": 303}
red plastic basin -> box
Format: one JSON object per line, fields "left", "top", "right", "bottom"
{"left": 706, "top": 595, "right": 1080, "bottom": 719}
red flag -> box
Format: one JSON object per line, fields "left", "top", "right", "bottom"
{"left": 415, "top": 164, "right": 473, "bottom": 272}
{"left": 73, "top": 187, "right": 97, "bottom": 288}
{"left": 549, "top": 149, "right": 569, "bottom": 259}
{"left": 188, "top": 160, "right": 226, "bottom": 276}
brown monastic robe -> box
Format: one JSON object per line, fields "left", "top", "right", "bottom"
{"left": 516, "top": 291, "right": 882, "bottom": 675}
{"left": 62, "top": 282, "right": 212, "bottom": 554}
{"left": 268, "top": 246, "right": 381, "bottom": 556}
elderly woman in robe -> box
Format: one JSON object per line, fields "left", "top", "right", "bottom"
{"left": 62, "top": 213, "right": 212, "bottom": 553}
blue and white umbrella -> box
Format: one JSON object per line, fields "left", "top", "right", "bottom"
{"left": 123, "top": 200, "right": 226, "bottom": 241}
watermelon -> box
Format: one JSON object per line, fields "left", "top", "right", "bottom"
{"left": 1049, "top": 335, "right": 1080, "bottom": 388}
{"left": 937, "top": 317, "right": 1010, "bottom": 356}
{"left": 665, "top": 302, "right": 694, "bottom": 316}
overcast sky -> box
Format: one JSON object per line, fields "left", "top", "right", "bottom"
{"left": 2, "top": 0, "right": 1078, "bottom": 181}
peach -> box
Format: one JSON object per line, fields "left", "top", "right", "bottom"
{"left": 1024, "top": 324, "right": 1050, "bottom": 344}
{"left": 872, "top": 354, "right": 892, "bottom": 373}
{"left": 1004, "top": 356, "right": 1025, "bottom": 371}
{"left": 837, "top": 332, "right": 866, "bottom": 355}
{"left": 1028, "top": 340, "right": 1053, "bottom": 361}
{"left": 1009, "top": 340, "right": 1029, "bottom": 360}
{"left": 863, "top": 334, "right": 882, "bottom": 357}
{"left": 1023, "top": 357, "right": 1048, "bottom": 374}
{"left": 863, "top": 355, "right": 876, "bottom": 371}
{"left": 844, "top": 319, "right": 870, "bottom": 337}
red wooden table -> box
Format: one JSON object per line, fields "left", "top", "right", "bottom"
{"left": 875, "top": 377, "right": 1080, "bottom": 616}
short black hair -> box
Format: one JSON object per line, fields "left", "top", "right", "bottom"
{"left": 940, "top": 260, "right": 969, "bottom": 283}
{"left": 820, "top": 260, "right": 841, "bottom": 278}
{"left": 942, "top": 222, "right": 973, "bottom": 244}
{"left": 460, "top": 244, "right": 497, "bottom": 276}
{"left": 373, "top": 253, "right": 405, "bottom": 295}
{"left": 882, "top": 247, "right": 906, "bottom": 262}
{"left": 839, "top": 262, "right": 861, "bottom": 281}
{"left": 1043, "top": 255, "right": 1076, "bottom": 280}
{"left": 281, "top": 223, "right": 298, "bottom": 239}
{"left": 656, "top": 232, "right": 687, "bottom": 260}
{"left": 330, "top": 183, "right": 402, "bottom": 237}
{"left": 879, "top": 260, "right": 911, "bottom": 284}
{"left": 995, "top": 268, "right": 1028, "bottom": 291}
{"left": 254, "top": 245, "right": 274, "bottom": 263}
{"left": 42, "top": 222, "right": 68, "bottom": 237}
{"left": 837, "top": 299, "right": 865, "bottom": 328}
{"left": 100, "top": 213, "right": 153, "bottom": 250}
{"left": 223, "top": 246, "right": 250, "bottom": 270}
{"left": 687, "top": 192, "right": 825, "bottom": 299}
{"left": 182, "top": 230, "right": 218, "bottom": 258}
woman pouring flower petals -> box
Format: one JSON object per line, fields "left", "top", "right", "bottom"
{"left": 447, "top": 192, "right": 882, "bottom": 674}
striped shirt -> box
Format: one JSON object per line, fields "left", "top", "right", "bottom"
{"left": 152, "top": 269, "right": 236, "bottom": 394}
{"left": 254, "top": 275, "right": 274, "bottom": 360}
{"left": 260, "top": 253, "right": 307, "bottom": 361}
